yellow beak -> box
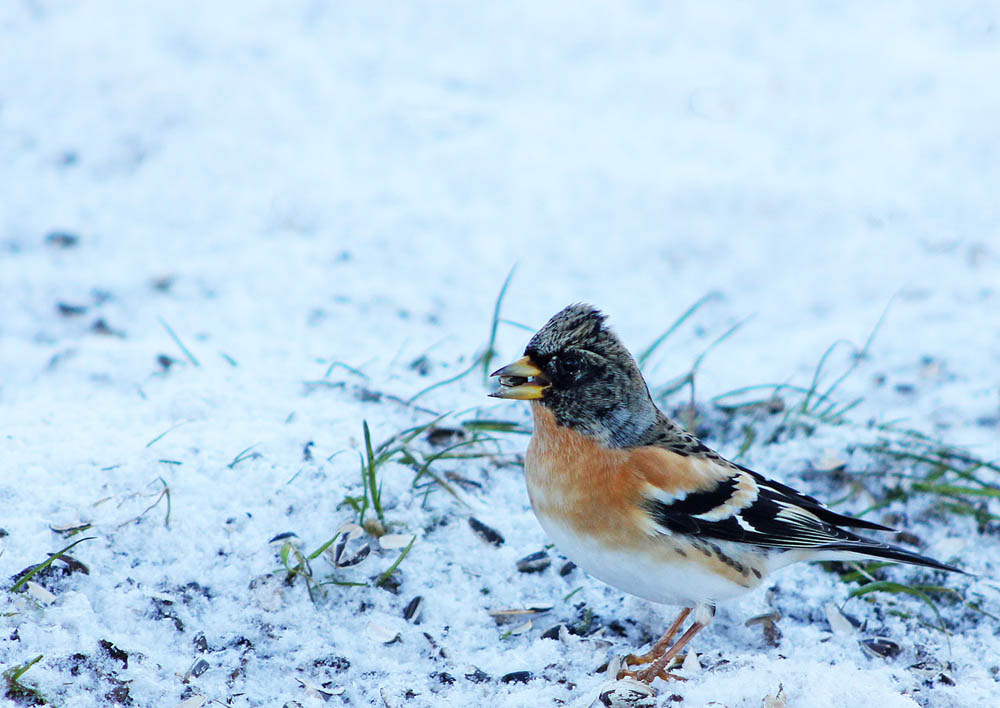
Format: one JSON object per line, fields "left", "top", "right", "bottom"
{"left": 488, "top": 355, "right": 549, "bottom": 400}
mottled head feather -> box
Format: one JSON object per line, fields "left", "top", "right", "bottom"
{"left": 525, "top": 304, "right": 617, "bottom": 359}
{"left": 522, "top": 304, "right": 662, "bottom": 447}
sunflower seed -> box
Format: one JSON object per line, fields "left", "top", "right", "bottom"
{"left": 488, "top": 606, "right": 552, "bottom": 624}
{"left": 403, "top": 596, "right": 423, "bottom": 623}
{"left": 26, "top": 581, "right": 56, "bottom": 605}
{"left": 501, "top": 670, "right": 533, "bottom": 684}
{"left": 824, "top": 603, "right": 855, "bottom": 636}
{"left": 379, "top": 534, "right": 416, "bottom": 550}
{"left": 332, "top": 529, "right": 371, "bottom": 568}
{"left": 860, "top": 637, "right": 901, "bottom": 659}
{"left": 366, "top": 621, "right": 400, "bottom": 644}
{"left": 506, "top": 620, "right": 532, "bottom": 635}
{"left": 682, "top": 650, "right": 700, "bottom": 672}
{"left": 468, "top": 518, "right": 504, "bottom": 547}
{"left": 175, "top": 697, "right": 206, "bottom": 708}
{"left": 516, "top": 551, "right": 551, "bottom": 573}
{"left": 597, "top": 677, "right": 655, "bottom": 707}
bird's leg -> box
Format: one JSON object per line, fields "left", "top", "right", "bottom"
{"left": 623, "top": 607, "right": 691, "bottom": 667}
{"left": 634, "top": 620, "right": 706, "bottom": 684}
{"left": 618, "top": 604, "right": 714, "bottom": 684}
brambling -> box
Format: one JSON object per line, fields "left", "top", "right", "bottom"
{"left": 489, "top": 304, "right": 963, "bottom": 683}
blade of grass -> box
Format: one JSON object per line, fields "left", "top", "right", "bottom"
{"left": 637, "top": 291, "right": 722, "bottom": 368}
{"left": 800, "top": 339, "right": 854, "bottom": 414}
{"left": 846, "top": 581, "right": 950, "bottom": 635}
{"left": 362, "top": 421, "right": 384, "bottom": 524}
{"left": 407, "top": 354, "right": 483, "bottom": 405}
{"left": 159, "top": 317, "right": 200, "bottom": 367}
{"left": 11, "top": 537, "right": 95, "bottom": 593}
{"left": 482, "top": 264, "right": 517, "bottom": 383}
{"left": 376, "top": 536, "right": 416, "bottom": 587}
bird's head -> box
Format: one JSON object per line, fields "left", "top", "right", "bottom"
{"left": 489, "top": 304, "right": 659, "bottom": 446}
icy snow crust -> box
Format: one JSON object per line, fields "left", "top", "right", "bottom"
{"left": 2, "top": 2, "right": 998, "bottom": 707}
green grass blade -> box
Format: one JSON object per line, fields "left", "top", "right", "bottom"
{"left": 376, "top": 536, "right": 416, "bottom": 587}
{"left": 159, "top": 317, "right": 201, "bottom": 367}
{"left": 11, "top": 537, "right": 95, "bottom": 593}
{"left": 362, "top": 421, "right": 384, "bottom": 523}
{"left": 483, "top": 265, "right": 517, "bottom": 382}
{"left": 637, "top": 291, "right": 722, "bottom": 368}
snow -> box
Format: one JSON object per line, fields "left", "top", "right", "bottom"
{"left": 2, "top": 1, "right": 999, "bottom": 706}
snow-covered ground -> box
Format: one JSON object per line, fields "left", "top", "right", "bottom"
{"left": 2, "top": 2, "right": 999, "bottom": 706}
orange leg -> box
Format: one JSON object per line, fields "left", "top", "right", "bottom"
{"left": 623, "top": 607, "right": 691, "bottom": 667}
{"left": 635, "top": 621, "right": 706, "bottom": 684}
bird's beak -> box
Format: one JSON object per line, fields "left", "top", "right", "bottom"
{"left": 488, "top": 355, "right": 549, "bottom": 400}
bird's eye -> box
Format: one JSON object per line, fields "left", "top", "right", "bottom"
{"left": 558, "top": 352, "right": 584, "bottom": 377}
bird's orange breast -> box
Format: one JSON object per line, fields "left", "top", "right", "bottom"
{"left": 524, "top": 404, "right": 738, "bottom": 541}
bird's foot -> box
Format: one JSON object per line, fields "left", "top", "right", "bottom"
{"left": 616, "top": 653, "right": 687, "bottom": 683}
{"left": 616, "top": 665, "right": 687, "bottom": 684}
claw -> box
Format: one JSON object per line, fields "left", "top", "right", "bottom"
{"left": 616, "top": 666, "right": 687, "bottom": 684}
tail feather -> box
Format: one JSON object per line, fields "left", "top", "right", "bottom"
{"left": 817, "top": 538, "right": 966, "bottom": 574}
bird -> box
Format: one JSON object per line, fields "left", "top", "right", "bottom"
{"left": 488, "top": 303, "right": 964, "bottom": 684}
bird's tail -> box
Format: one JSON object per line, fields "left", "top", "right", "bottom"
{"left": 811, "top": 537, "right": 966, "bottom": 574}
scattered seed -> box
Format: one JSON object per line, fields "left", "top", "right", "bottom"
{"left": 422, "top": 631, "right": 446, "bottom": 659}
{"left": 745, "top": 611, "right": 782, "bottom": 646}
{"left": 681, "top": 650, "right": 700, "bottom": 672}
{"left": 175, "top": 697, "right": 206, "bottom": 708}
{"left": 540, "top": 624, "right": 565, "bottom": 641}
{"left": 860, "top": 637, "right": 901, "bottom": 659}
{"left": 598, "top": 677, "right": 655, "bottom": 707}
{"left": 332, "top": 530, "right": 371, "bottom": 568}
{"left": 909, "top": 659, "right": 945, "bottom": 679}
{"left": 488, "top": 606, "right": 552, "bottom": 624}
{"left": 26, "top": 581, "right": 56, "bottom": 604}
{"left": 813, "top": 452, "right": 846, "bottom": 473}
{"left": 295, "top": 678, "right": 341, "bottom": 699}
{"left": 380, "top": 534, "right": 416, "bottom": 550}
{"left": 559, "top": 561, "right": 577, "bottom": 576}
{"left": 193, "top": 633, "right": 208, "bottom": 653}
{"left": 431, "top": 671, "right": 455, "bottom": 685}
{"left": 763, "top": 684, "right": 787, "bottom": 708}
{"left": 312, "top": 655, "right": 351, "bottom": 672}
{"left": 182, "top": 658, "right": 210, "bottom": 681}
{"left": 57, "top": 302, "right": 88, "bottom": 316}
{"left": 91, "top": 318, "right": 124, "bottom": 336}
{"left": 468, "top": 517, "right": 504, "bottom": 547}
{"left": 426, "top": 427, "right": 465, "bottom": 446}
{"left": 150, "top": 274, "right": 175, "bottom": 291}
{"left": 403, "top": 596, "right": 423, "bottom": 624}
{"left": 824, "top": 603, "right": 855, "bottom": 636}
{"left": 501, "top": 671, "right": 533, "bottom": 684}
{"left": 464, "top": 667, "right": 491, "bottom": 683}
{"left": 366, "top": 621, "right": 400, "bottom": 644}
{"left": 99, "top": 639, "right": 129, "bottom": 668}
{"left": 506, "top": 620, "right": 532, "bottom": 636}
{"left": 268, "top": 532, "right": 299, "bottom": 544}
{"left": 45, "top": 231, "right": 79, "bottom": 248}
{"left": 57, "top": 554, "right": 90, "bottom": 575}
{"left": 516, "top": 550, "right": 551, "bottom": 573}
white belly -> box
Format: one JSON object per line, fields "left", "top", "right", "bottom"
{"left": 535, "top": 510, "right": 754, "bottom": 607}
